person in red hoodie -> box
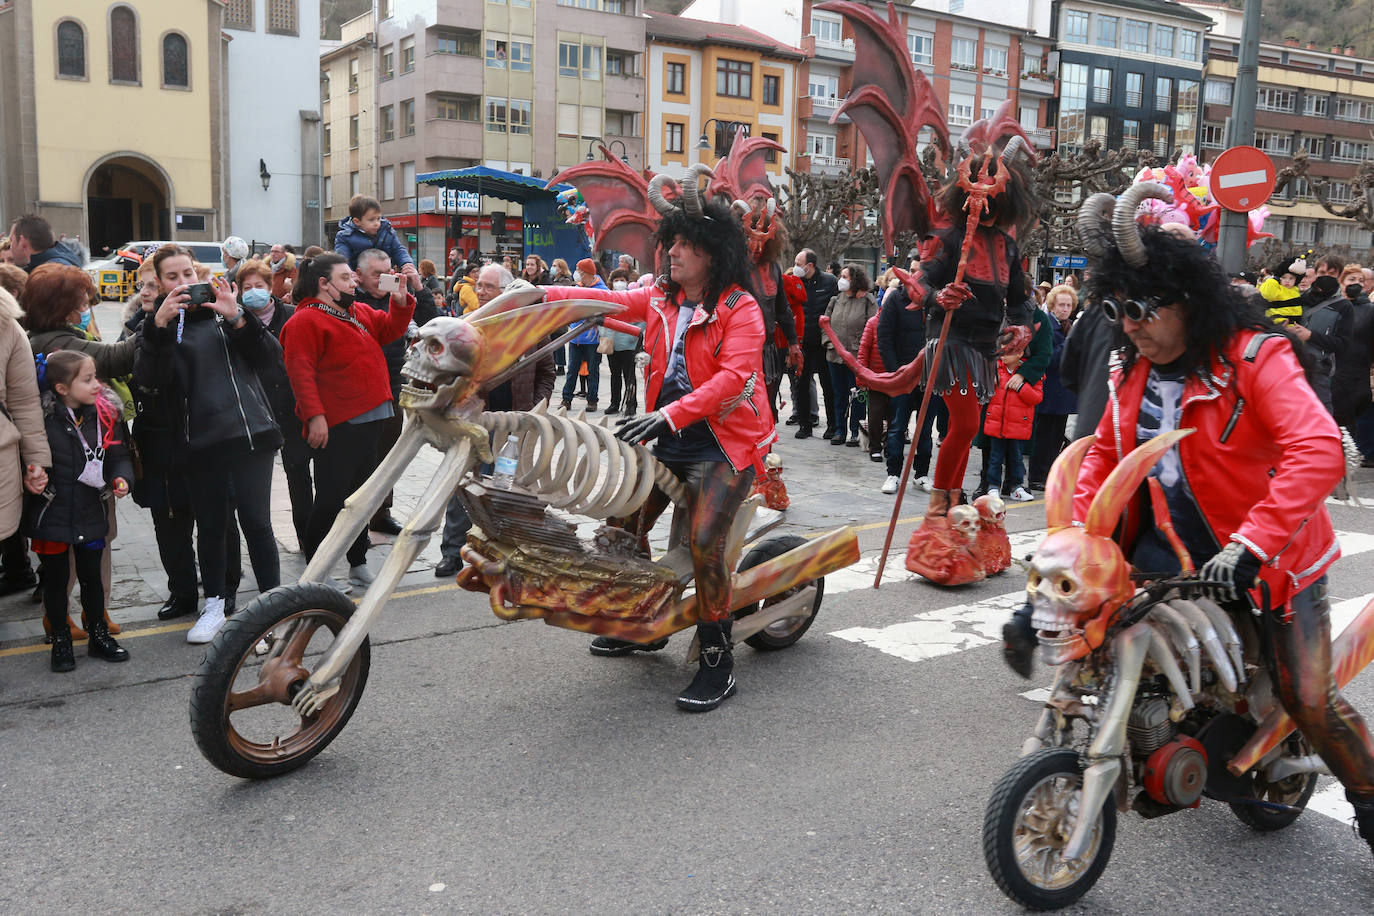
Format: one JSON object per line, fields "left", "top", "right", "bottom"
{"left": 543, "top": 193, "right": 772, "bottom": 712}
{"left": 280, "top": 252, "right": 415, "bottom": 587}
{"left": 982, "top": 332, "right": 1042, "bottom": 502}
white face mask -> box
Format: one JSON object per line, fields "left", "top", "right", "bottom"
{"left": 573, "top": 270, "right": 584, "bottom": 284}
{"left": 837, "top": 278, "right": 851, "bottom": 293}
{"left": 791, "top": 265, "right": 806, "bottom": 278}
{"left": 612, "top": 280, "right": 627, "bottom": 291}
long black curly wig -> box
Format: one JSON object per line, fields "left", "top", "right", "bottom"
{"left": 1083, "top": 225, "right": 1314, "bottom": 380}
{"left": 653, "top": 199, "right": 758, "bottom": 311}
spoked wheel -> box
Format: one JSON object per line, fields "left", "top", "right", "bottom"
{"left": 734, "top": 535, "right": 825, "bottom": 650}
{"left": 983, "top": 747, "right": 1116, "bottom": 911}
{"left": 190, "top": 583, "right": 370, "bottom": 779}
{"left": 1229, "top": 732, "right": 1319, "bottom": 831}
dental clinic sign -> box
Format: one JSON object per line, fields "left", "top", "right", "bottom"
{"left": 408, "top": 189, "right": 481, "bottom": 214}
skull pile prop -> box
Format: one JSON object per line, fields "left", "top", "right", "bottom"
{"left": 947, "top": 504, "right": 979, "bottom": 542}
{"left": 1027, "top": 430, "right": 1192, "bottom": 666}
{"left": 750, "top": 451, "right": 790, "bottom": 511}
{"left": 973, "top": 494, "right": 1011, "bottom": 576}
{"left": 400, "top": 317, "right": 488, "bottom": 410}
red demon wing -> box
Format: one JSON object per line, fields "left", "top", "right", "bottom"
{"left": 707, "top": 127, "right": 787, "bottom": 203}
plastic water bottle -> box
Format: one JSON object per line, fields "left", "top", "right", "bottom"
{"left": 490, "top": 434, "right": 520, "bottom": 489}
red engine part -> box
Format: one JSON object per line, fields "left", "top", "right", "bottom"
{"left": 1143, "top": 736, "right": 1209, "bottom": 807}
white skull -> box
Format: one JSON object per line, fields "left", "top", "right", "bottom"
{"left": 402, "top": 317, "right": 487, "bottom": 389}
{"left": 974, "top": 494, "right": 1007, "bottom": 529}
{"left": 948, "top": 504, "right": 979, "bottom": 541}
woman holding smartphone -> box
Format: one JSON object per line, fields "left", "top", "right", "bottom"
{"left": 134, "top": 245, "right": 283, "bottom": 644}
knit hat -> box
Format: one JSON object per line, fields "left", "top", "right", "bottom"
{"left": 576, "top": 258, "right": 597, "bottom": 277}
{"left": 223, "top": 236, "right": 250, "bottom": 260}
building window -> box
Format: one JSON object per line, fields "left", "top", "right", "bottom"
{"left": 1205, "top": 80, "right": 1232, "bottom": 105}
{"left": 581, "top": 105, "right": 601, "bottom": 138}
{"left": 713, "top": 121, "right": 749, "bottom": 157}
{"left": 380, "top": 0, "right": 392, "bottom": 17}
{"left": 224, "top": 0, "right": 252, "bottom": 29}
{"left": 402, "top": 161, "right": 416, "bottom": 196}
{"left": 324, "top": 176, "right": 332, "bottom": 209}
{"left": 1124, "top": 72, "right": 1143, "bottom": 108}
{"left": 665, "top": 60, "right": 685, "bottom": 94}
{"left": 665, "top": 121, "right": 684, "bottom": 153}
{"left": 348, "top": 57, "right": 359, "bottom": 91}
{"left": 1155, "top": 77, "right": 1173, "bottom": 112}
{"left": 1155, "top": 25, "right": 1174, "bottom": 57}
{"left": 486, "top": 97, "right": 507, "bottom": 133}
{"left": 1179, "top": 30, "right": 1200, "bottom": 61}
{"left": 56, "top": 20, "right": 86, "bottom": 79}
{"left": 1291, "top": 217, "right": 1317, "bottom": 245}
{"left": 1254, "top": 129, "right": 1291, "bottom": 156}
{"left": 1096, "top": 15, "right": 1118, "bottom": 48}
{"left": 321, "top": 70, "right": 330, "bottom": 101}
{"left": 810, "top": 132, "right": 836, "bottom": 158}
{"left": 349, "top": 115, "right": 360, "bottom": 148}
{"left": 487, "top": 38, "right": 508, "bottom": 69}
{"left": 763, "top": 131, "right": 779, "bottom": 162}
{"left": 948, "top": 99, "right": 974, "bottom": 127}
{"left": 606, "top": 109, "right": 638, "bottom": 137}
{"left": 1328, "top": 181, "right": 1353, "bottom": 204}
{"left": 1091, "top": 68, "right": 1111, "bottom": 104}
{"left": 560, "top": 43, "right": 579, "bottom": 77}
{"left": 380, "top": 105, "right": 395, "bottom": 141}
{"left": 606, "top": 50, "right": 628, "bottom": 76}
{"left": 109, "top": 5, "right": 139, "bottom": 84}
{"left": 812, "top": 13, "right": 842, "bottom": 45}
{"left": 322, "top": 124, "right": 331, "bottom": 154}
{"left": 382, "top": 165, "right": 396, "bottom": 200}
{"left": 582, "top": 45, "right": 601, "bottom": 80}
{"left": 1089, "top": 115, "right": 1108, "bottom": 142}
{"left": 716, "top": 58, "right": 752, "bottom": 98}
{"left": 266, "top": 0, "right": 298, "bottom": 36}
{"left": 1057, "top": 62, "right": 1088, "bottom": 153}
{"left": 1122, "top": 19, "right": 1148, "bottom": 53}
{"left": 1299, "top": 135, "right": 1326, "bottom": 159}
{"left": 509, "top": 38, "right": 533, "bottom": 72}
{"left": 401, "top": 99, "right": 415, "bottom": 135}
{"left": 557, "top": 103, "right": 578, "bottom": 137}
{"left": 1257, "top": 87, "right": 1295, "bottom": 113}
{"left": 1201, "top": 122, "right": 1225, "bottom": 148}
{"left": 984, "top": 46, "right": 1007, "bottom": 76}
{"left": 951, "top": 38, "right": 976, "bottom": 70}
{"left": 350, "top": 171, "right": 360, "bottom": 196}
{"left": 1303, "top": 94, "right": 1328, "bottom": 117}
{"left": 380, "top": 46, "right": 394, "bottom": 79}
{"left": 401, "top": 36, "right": 415, "bottom": 72}
{"left": 1334, "top": 139, "right": 1372, "bottom": 162}
{"left": 763, "top": 74, "right": 780, "bottom": 106}
{"left": 1063, "top": 10, "right": 1089, "bottom": 44}
{"left": 436, "top": 31, "right": 478, "bottom": 56}
{"left": 1336, "top": 98, "right": 1374, "bottom": 123}
{"left": 509, "top": 99, "right": 531, "bottom": 134}
{"left": 809, "top": 73, "right": 838, "bottom": 100}
{"left": 1153, "top": 123, "right": 1170, "bottom": 156}
{"left": 162, "top": 33, "right": 189, "bottom": 88}
{"left": 437, "top": 96, "right": 478, "bottom": 121}
{"left": 1122, "top": 119, "right": 1140, "bottom": 150}
{"left": 1176, "top": 80, "right": 1198, "bottom": 152}
{"left": 907, "top": 30, "right": 933, "bottom": 66}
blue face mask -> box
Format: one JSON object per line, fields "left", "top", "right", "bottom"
{"left": 76, "top": 309, "right": 92, "bottom": 331}
{"left": 241, "top": 288, "right": 273, "bottom": 311}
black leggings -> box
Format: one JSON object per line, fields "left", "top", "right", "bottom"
{"left": 40, "top": 547, "right": 103, "bottom": 632}
{"left": 305, "top": 419, "right": 383, "bottom": 568}
{"left": 187, "top": 449, "right": 280, "bottom": 600}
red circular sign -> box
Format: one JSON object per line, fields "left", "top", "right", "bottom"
{"left": 1210, "top": 145, "right": 1277, "bottom": 213}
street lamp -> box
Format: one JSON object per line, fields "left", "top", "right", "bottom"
{"left": 259, "top": 158, "right": 271, "bottom": 191}
{"left": 697, "top": 119, "right": 747, "bottom": 160}
{"left": 585, "top": 137, "right": 629, "bottom": 163}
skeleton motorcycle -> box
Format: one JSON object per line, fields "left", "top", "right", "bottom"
{"left": 189, "top": 287, "right": 860, "bottom": 779}
{"left": 982, "top": 431, "right": 1374, "bottom": 910}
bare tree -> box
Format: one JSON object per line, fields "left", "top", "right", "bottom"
{"left": 777, "top": 166, "right": 883, "bottom": 264}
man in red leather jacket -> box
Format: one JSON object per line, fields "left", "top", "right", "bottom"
{"left": 544, "top": 197, "right": 773, "bottom": 711}
{"left": 1005, "top": 227, "right": 1374, "bottom": 861}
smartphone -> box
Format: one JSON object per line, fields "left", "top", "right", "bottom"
{"left": 185, "top": 283, "right": 216, "bottom": 306}
{"left": 377, "top": 272, "right": 402, "bottom": 294}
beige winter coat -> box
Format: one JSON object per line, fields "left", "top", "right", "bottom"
{"left": 0, "top": 288, "right": 51, "bottom": 539}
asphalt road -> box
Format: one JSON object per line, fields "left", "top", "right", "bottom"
{"left": 2, "top": 433, "right": 1373, "bottom": 915}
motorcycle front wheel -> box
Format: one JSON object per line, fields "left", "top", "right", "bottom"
{"left": 190, "top": 583, "right": 371, "bottom": 779}
{"left": 983, "top": 747, "right": 1116, "bottom": 911}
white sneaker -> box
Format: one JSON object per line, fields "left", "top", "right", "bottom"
{"left": 187, "top": 597, "right": 226, "bottom": 644}
{"left": 880, "top": 475, "right": 900, "bottom": 494}
{"left": 332, "top": 576, "right": 354, "bottom": 595}
{"left": 914, "top": 475, "right": 934, "bottom": 492}
{"left": 1010, "top": 486, "right": 1034, "bottom": 502}
{"left": 987, "top": 487, "right": 1001, "bottom": 500}
{"left": 349, "top": 564, "right": 375, "bottom": 588}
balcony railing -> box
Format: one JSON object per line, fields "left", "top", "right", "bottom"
{"left": 810, "top": 95, "right": 842, "bottom": 112}
{"left": 811, "top": 154, "right": 851, "bottom": 172}
{"left": 1029, "top": 127, "right": 1054, "bottom": 148}
{"left": 814, "top": 36, "right": 855, "bottom": 52}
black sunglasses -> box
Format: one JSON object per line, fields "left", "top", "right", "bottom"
{"left": 1101, "top": 296, "right": 1167, "bottom": 324}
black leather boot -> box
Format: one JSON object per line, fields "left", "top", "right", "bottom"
{"left": 1351, "top": 793, "right": 1374, "bottom": 861}
{"left": 50, "top": 629, "right": 75, "bottom": 673}
{"left": 157, "top": 593, "right": 198, "bottom": 621}
{"left": 677, "top": 619, "right": 736, "bottom": 712}
{"left": 86, "top": 616, "right": 130, "bottom": 663}
{"left": 1002, "top": 602, "right": 1037, "bottom": 679}
{"left": 589, "top": 636, "right": 669, "bottom": 657}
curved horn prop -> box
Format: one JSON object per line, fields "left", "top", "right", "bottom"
{"left": 679, "top": 163, "right": 713, "bottom": 219}
{"left": 1084, "top": 428, "right": 1194, "bottom": 537}
{"left": 647, "top": 174, "right": 678, "bottom": 216}
{"left": 1113, "top": 181, "right": 1174, "bottom": 268}
{"left": 731, "top": 198, "right": 750, "bottom": 215}
{"left": 1076, "top": 193, "right": 1117, "bottom": 260}
{"left": 1044, "top": 435, "right": 1096, "bottom": 529}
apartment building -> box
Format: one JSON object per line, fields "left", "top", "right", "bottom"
{"left": 1187, "top": 1, "right": 1374, "bottom": 254}
{"left": 645, "top": 12, "right": 805, "bottom": 183}
{"left": 320, "top": 12, "right": 377, "bottom": 242}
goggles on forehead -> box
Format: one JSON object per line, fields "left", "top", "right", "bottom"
{"left": 1101, "top": 296, "right": 1166, "bottom": 325}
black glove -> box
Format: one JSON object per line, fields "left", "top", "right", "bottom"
{"left": 615, "top": 411, "right": 669, "bottom": 444}
{"left": 1198, "top": 542, "right": 1263, "bottom": 602}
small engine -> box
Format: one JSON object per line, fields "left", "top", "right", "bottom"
{"left": 1127, "top": 696, "right": 1175, "bottom": 757}
{"left": 1143, "top": 736, "right": 1209, "bottom": 807}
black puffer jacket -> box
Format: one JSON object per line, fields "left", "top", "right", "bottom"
{"left": 27, "top": 394, "right": 133, "bottom": 545}
{"left": 877, "top": 283, "right": 926, "bottom": 374}
{"left": 134, "top": 301, "right": 282, "bottom": 461}
{"left": 354, "top": 284, "right": 439, "bottom": 398}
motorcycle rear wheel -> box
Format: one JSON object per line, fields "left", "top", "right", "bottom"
{"left": 983, "top": 747, "right": 1116, "bottom": 911}
{"left": 1229, "top": 733, "right": 1319, "bottom": 831}
{"left": 734, "top": 535, "right": 825, "bottom": 650}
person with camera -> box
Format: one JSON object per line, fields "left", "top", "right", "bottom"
{"left": 136, "top": 245, "right": 283, "bottom": 644}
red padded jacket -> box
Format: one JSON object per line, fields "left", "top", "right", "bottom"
{"left": 545, "top": 281, "right": 774, "bottom": 471}
{"left": 1073, "top": 330, "right": 1343, "bottom": 606}
{"left": 983, "top": 360, "right": 1043, "bottom": 440}
{"left": 857, "top": 314, "right": 885, "bottom": 373}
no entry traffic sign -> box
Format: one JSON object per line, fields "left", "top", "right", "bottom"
{"left": 1210, "top": 145, "right": 1277, "bottom": 212}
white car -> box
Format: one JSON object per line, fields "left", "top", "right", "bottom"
{"left": 85, "top": 241, "right": 226, "bottom": 299}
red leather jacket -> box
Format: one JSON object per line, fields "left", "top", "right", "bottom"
{"left": 983, "top": 361, "right": 1043, "bottom": 440}
{"left": 545, "top": 282, "right": 775, "bottom": 471}
{"left": 1074, "top": 330, "right": 1343, "bottom": 606}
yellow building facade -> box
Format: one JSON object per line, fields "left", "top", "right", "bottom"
{"left": 0, "top": 0, "right": 226, "bottom": 251}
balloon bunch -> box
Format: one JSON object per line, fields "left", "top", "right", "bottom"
{"left": 1130, "top": 154, "right": 1273, "bottom": 250}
